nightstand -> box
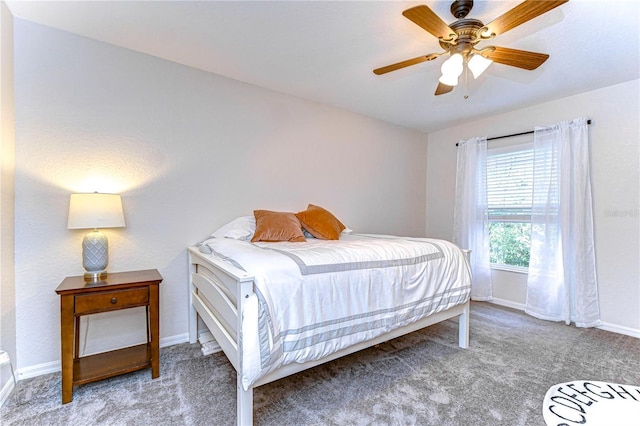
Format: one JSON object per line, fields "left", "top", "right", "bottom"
{"left": 55, "top": 269, "right": 163, "bottom": 404}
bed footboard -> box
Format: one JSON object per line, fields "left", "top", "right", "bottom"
{"left": 189, "top": 247, "right": 257, "bottom": 425}
{"left": 188, "top": 247, "right": 254, "bottom": 371}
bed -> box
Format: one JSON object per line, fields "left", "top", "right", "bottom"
{"left": 187, "top": 208, "right": 472, "bottom": 425}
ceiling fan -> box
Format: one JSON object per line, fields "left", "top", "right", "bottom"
{"left": 373, "top": 0, "right": 568, "bottom": 96}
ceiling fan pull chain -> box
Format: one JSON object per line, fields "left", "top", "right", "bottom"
{"left": 464, "top": 64, "right": 469, "bottom": 100}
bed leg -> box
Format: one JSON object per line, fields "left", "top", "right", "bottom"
{"left": 237, "top": 374, "right": 253, "bottom": 426}
{"left": 188, "top": 297, "right": 198, "bottom": 344}
{"left": 188, "top": 271, "right": 198, "bottom": 344}
{"left": 458, "top": 301, "right": 470, "bottom": 349}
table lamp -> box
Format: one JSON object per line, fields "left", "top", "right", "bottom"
{"left": 67, "top": 192, "right": 126, "bottom": 281}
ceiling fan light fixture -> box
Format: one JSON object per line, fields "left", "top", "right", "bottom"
{"left": 439, "top": 73, "right": 459, "bottom": 86}
{"left": 468, "top": 54, "right": 493, "bottom": 78}
{"left": 440, "top": 53, "right": 464, "bottom": 78}
{"left": 374, "top": 1, "right": 569, "bottom": 96}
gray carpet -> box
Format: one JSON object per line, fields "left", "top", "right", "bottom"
{"left": 2, "top": 302, "right": 639, "bottom": 425}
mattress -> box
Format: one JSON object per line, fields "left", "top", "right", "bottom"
{"left": 203, "top": 234, "right": 472, "bottom": 389}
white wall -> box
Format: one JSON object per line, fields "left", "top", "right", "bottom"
{"left": 13, "top": 19, "right": 427, "bottom": 374}
{"left": 426, "top": 79, "right": 640, "bottom": 335}
{"left": 0, "top": 0, "right": 16, "bottom": 399}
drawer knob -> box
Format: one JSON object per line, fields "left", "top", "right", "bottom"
{"left": 111, "top": 297, "right": 117, "bottom": 304}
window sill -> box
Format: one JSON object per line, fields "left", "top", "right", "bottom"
{"left": 490, "top": 264, "right": 529, "bottom": 275}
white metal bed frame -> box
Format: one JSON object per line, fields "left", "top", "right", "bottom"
{"left": 188, "top": 246, "right": 471, "bottom": 426}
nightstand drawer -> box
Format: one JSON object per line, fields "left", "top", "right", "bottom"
{"left": 75, "top": 288, "right": 149, "bottom": 314}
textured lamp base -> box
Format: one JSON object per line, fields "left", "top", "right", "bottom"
{"left": 82, "top": 230, "right": 109, "bottom": 281}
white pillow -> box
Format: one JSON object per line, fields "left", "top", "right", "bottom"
{"left": 211, "top": 216, "right": 256, "bottom": 241}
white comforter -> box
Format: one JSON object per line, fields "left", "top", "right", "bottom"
{"left": 205, "top": 234, "right": 471, "bottom": 389}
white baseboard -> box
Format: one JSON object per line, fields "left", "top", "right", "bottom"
{"left": 12, "top": 312, "right": 639, "bottom": 382}
{"left": 160, "top": 333, "right": 189, "bottom": 348}
{"left": 489, "top": 300, "right": 640, "bottom": 339}
{"left": 598, "top": 322, "right": 640, "bottom": 339}
{"left": 489, "top": 298, "right": 526, "bottom": 311}
{"left": 18, "top": 360, "right": 60, "bottom": 380}
{"left": 16, "top": 332, "right": 191, "bottom": 381}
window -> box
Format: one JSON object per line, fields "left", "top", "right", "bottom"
{"left": 486, "top": 144, "right": 534, "bottom": 269}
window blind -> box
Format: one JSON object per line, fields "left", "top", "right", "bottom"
{"left": 487, "top": 146, "right": 534, "bottom": 221}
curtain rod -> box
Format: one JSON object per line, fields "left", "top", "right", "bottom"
{"left": 455, "top": 119, "right": 592, "bottom": 146}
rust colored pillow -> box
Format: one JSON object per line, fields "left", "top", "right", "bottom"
{"left": 296, "top": 204, "right": 346, "bottom": 240}
{"left": 251, "top": 210, "right": 306, "bottom": 242}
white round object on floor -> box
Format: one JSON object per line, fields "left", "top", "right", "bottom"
{"left": 543, "top": 380, "right": 640, "bottom": 426}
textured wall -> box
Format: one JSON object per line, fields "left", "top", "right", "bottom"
{"left": 1, "top": 0, "right": 16, "bottom": 392}
{"left": 13, "top": 19, "right": 427, "bottom": 373}
{"left": 426, "top": 79, "right": 640, "bottom": 334}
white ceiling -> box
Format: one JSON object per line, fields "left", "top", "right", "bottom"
{"left": 7, "top": 0, "right": 640, "bottom": 133}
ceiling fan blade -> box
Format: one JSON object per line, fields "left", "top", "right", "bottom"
{"left": 373, "top": 53, "right": 441, "bottom": 75}
{"left": 482, "top": 0, "right": 568, "bottom": 37}
{"left": 403, "top": 5, "right": 457, "bottom": 41}
{"left": 482, "top": 46, "right": 549, "bottom": 70}
{"left": 435, "top": 82, "right": 454, "bottom": 96}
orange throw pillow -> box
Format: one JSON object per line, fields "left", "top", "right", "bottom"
{"left": 296, "top": 204, "right": 345, "bottom": 240}
{"left": 251, "top": 210, "right": 306, "bottom": 242}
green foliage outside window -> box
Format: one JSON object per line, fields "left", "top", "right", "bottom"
{"left": 489, "top": 222, "right": 531, "bottom": 268}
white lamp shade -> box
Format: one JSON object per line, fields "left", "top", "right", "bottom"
{"left": 468, "top": 54, "right": 493, "bottom": 79}
{"left": 68, "top": 193, "right": 125, "bottom": 230}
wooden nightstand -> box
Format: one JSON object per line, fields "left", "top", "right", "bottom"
{"left": 55, "top": 269, "right": 163, "bottom": 404}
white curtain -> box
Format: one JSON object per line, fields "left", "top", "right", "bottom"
{"left": 453, "top": 136, "right": 492, "bottom": 301}
{"left": 525, "top": 117, "right": 601, "bottom": 327}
